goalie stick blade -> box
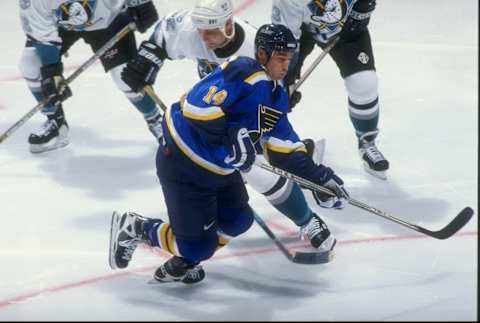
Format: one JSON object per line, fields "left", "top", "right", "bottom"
{"left": 420, "top": 206, "right": 474, "bottom": 240}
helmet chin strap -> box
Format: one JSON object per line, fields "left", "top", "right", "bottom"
{"left": 215, "top": 20, "right": 235, "bottom": 48}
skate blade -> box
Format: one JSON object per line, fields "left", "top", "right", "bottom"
{"left": 363, "top": 163, "right": 387, "bottom": 180}
{"left": 29, "top": 139, "right": 69, "bottom": 154}
{"left": 108, "top": 211, "right": 121, "bottom": 270}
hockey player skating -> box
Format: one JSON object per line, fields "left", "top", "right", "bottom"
{"left": 109, "top": 23, "right": 349, "bottom": 284}
{"left": 272, "top": 0, "right": 389, "bottom": 179}
{"left": 18, "top": 0, "right": 163, "bottom": 153}
{"left": 121, "top": 0, "right": 344, "bottom": 250}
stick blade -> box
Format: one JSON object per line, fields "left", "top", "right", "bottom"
{"left": 292, "top": 249, "right": 335, "bottom": 264}
{"left": 426, "top": 207, "right": 474, "bottom": 240}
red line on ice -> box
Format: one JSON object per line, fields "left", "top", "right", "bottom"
{"left": 0, "top": 230, "right": 476, "bottom": 309}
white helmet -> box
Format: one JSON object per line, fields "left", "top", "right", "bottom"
{"left": 191, "top": 0, "right": 234, "bottom": 30}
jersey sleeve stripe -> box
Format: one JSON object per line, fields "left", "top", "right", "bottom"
{"left": 265, "top": 139, "right": 307, "bottom": 154}
{"left": 182, "top": 100, "right": 225, "bottom": 121}
{"left": 244, "top": 71, "right": 269, "bottom": 85}
{"left": 165, "top": 106, "right": 234, "bottom": 176}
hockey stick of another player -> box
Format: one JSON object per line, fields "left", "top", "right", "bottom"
{"left": 253, "top": 210, "right": 334, "bottom": 264}
{"left": 0, "top": 22, "right": 137, "bottom": 144}
{"left": 292, "top": 36, "right": 340, "bottom": 92}
{"left": 143, "top": 87, "right": 334, "bottom": 264}
{"left": 254, "top": 160, "right": 474, "bottom": 240}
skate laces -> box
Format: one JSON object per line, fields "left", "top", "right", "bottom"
{"left": 34, "top": 119, "right": 57, "bottom": 136}
{"left": 359, "top": 131, "right": 384, "bottom": 163}
{"left": 185, "top": 265, "right": 203, "bottom": 280}
{"left": 301, "top": 216, "right": 323, "bottom": 241}
{"left": 120, "top": 241, "right": 139, "bottom": 261}
{"left": 118, "top": 214, "right": 142, "bottom": 261}
{"left": 362, "top": 143, "right": 385, "bottom": 163}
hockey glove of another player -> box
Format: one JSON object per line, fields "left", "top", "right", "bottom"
{"left": 126, "top": 0, "right": 159, "bottom": 33}
{"left": 40, "top": 62, "right": 72, "bottom": 107}
{"left": 312, "top": 165, "right": 349, "bottom": 209}
{"left": 287, "top": 84, "right": 302, "bottom": 111}
{"left": 340, "top": 0, "right": 376, "bottom": 41}
{"left": 224, "top": 126, "right": 256, "bottom": 172}
{"left": 121, "top": 41, "right": 164, "bottom": 93}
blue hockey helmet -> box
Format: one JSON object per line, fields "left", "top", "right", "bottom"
{"left": 254, "top": 24, "right": 297, "bottom": 60}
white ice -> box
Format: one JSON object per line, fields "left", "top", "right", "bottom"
{"left": 0, "top": 0, "right": 477, "bottom": 321}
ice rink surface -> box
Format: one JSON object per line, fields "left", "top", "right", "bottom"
{"left": 0, "top": 0, "right": 477, "bottom": 321}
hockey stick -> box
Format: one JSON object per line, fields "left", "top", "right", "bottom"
{"left": 143, "top": 87, "right": 335, "bottom": 264}
{"left": 292, "top": 36, "right": 340, "bottom": 92}
{"left": 0, "top": 22, "right": 137, "bottom": 144}
{"left": 254, "top": 160, "right": 474, "bottom": 240}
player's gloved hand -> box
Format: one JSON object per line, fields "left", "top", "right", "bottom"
{"left": 121, "top": 41, "right": 164, "bottom": 92}
{"left": 40, "top": 62, "right": 72, "bottom": 107}
{"left": 340, "top": 0, "right": 376, "bottom": 40}
{"left": 312, "top": 165, "right": 349, "bottom": 209}
{"left": 126, "top": 0, "right": 159, "bottom": 33}
{"left": 288, "top": 84, "right": 302, "bottom": 111}
{"left": 224, "top": 126, "right": 256, "bottom": 172}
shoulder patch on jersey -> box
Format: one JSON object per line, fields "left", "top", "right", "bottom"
{"left": 221, "top": 56, "right": 264, "bottom": 83}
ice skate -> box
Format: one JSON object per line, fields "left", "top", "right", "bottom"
{"left": 358, "top": 131, "right": 389, "bottom": 180}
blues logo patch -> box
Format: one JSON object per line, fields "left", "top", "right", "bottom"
{"left": 249, "top": 105, "right": 283, "bottom": 143}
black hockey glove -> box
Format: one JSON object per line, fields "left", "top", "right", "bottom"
{"left": 340, "top": 0, "right": 376, "bottom": 41}
{"left": 287, "top": 84, "right": 302, "bottom": 112}
{"left": 312, "top": 165, "right": 349, "bottom": 209}
{"left": 126, "top": 0, "right": 159, "bottom": 33}
{"left": 224, "top": 126, "right": 256, "bottom": 172}
{"left": 40, "top": 62, "right": 72, "bottom": 107}
{"left": 121, "top": 41, "right": 164, "bottom": 93}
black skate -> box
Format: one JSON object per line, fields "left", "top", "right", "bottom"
{"left": 146, "top": 112, "right": 164, "bottom": 143}
{"left": 358, "top": 131, "right": 389, "bottom": 180}
{"left": 152, "top": 256, "right": 205, "bottom": 284}
{"left": 109, "top": 211, "right": 151, "bottom": 270}
{"left": 28, "top": 118, "right": 69, "bottom": 153}
{"left": 300, "top": 213, "right": 336, "bottom": 251}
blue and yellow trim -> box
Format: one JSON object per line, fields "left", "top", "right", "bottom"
{"left": 182, "top": 100, "right": 225, "bottom": 121}
{"left": 244, "top": 71, "right": 269, "bottom": 85}
{"left": 165, "top": 105, "right": 234, "bottom": 176}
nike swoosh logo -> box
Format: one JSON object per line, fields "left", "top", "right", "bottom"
{"left": 203, "top": 220, "right": 215, "bottom": 231}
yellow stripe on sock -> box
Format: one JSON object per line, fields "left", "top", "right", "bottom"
{"left": 158, "top": 223, "right": 169, "bottom": 251}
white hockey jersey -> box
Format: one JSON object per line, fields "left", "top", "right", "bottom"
{"left": 272, "top": 0, "right": 357, "bottom": 44}
{"left": 19, "top": 0, "right": 126, "bottom": 45}
{"left": 150, "top": 9, "right": 257, "bottom": 66}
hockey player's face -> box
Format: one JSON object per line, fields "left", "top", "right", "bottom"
{"left": 264, "top": 51, "right": 293, "bottom": 80}
{"left": 197, "top": 20, "right": 234, "bottom": 49}
{"left": 198, "top": 28, "right": 227, "bottom": 49}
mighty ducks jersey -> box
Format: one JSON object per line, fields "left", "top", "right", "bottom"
{"left": 150, "top": 10, "right": 257, "bottom": 76}
{"left": 163, "top": 56, "right": 307, "bottom": 176}
{"left": 19, "top": 0, "right": 125, "bottom": 45}
{"left": 272, "top": 0, "right": 357, "bottom": 44}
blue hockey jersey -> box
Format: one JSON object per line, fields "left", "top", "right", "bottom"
{"left": 162, "top": 55, "right": 311, "bottom": 177}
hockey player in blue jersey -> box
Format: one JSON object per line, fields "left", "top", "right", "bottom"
{"left": 118, "top": 0, "right": 346, "bottom": 251}
{"left": 108, "top": 24, "right": 349, "bottom": 284}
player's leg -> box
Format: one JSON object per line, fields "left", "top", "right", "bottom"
{"left": 241, "top": 154, "right": 335, "bottom": 249}
{"left": 19, "top": 31, "right": 78, "bottom": 153}
{"left": 86, "top": 12, "right": 164, "bottom": 141}
{"left": 110, "top": 144, "right": 222, "bottom": 284}
{"left": 325, "top": 29, "right": 389, "bottom": 178}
